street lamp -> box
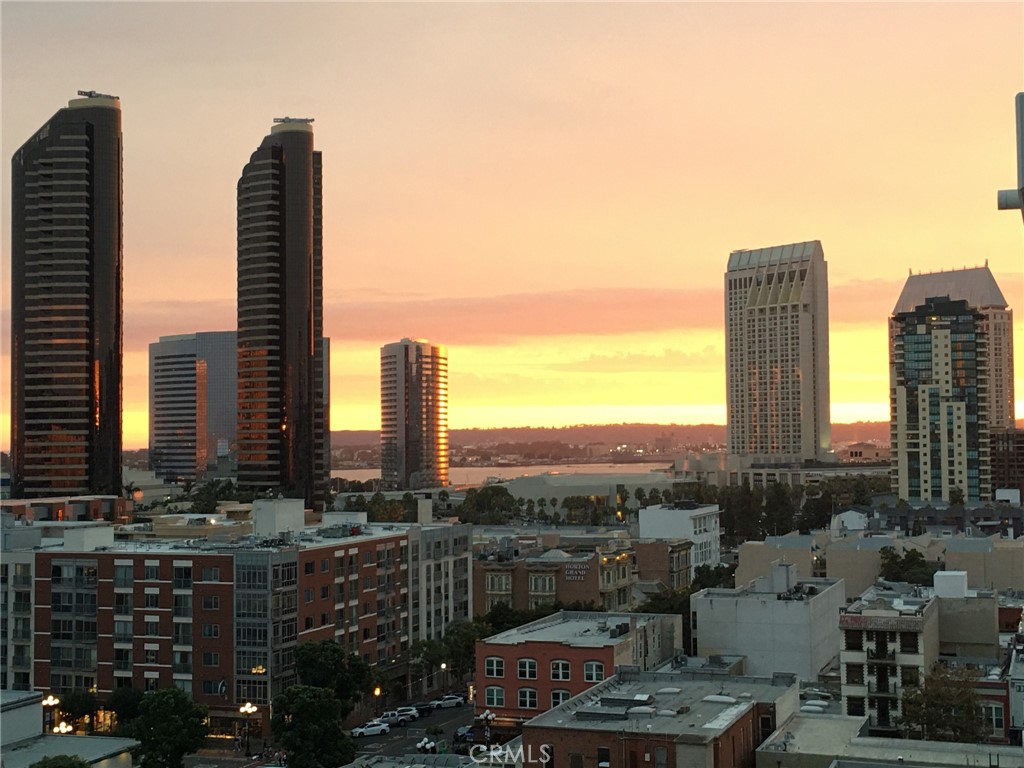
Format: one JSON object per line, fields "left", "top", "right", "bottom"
{"left": 440, "top": 662, "right": 447, "bottom": 691}
{"left": 239, "top": 702, "right": 257, "bottom": 757}
{"left": 480, "top": 709, "right": 496, "bottom": 747}
{"left": 53, "top": 721, "right": 72, "bottom": 734}
{"left": 42, "top": 695, "right": 60, "bottom": 732}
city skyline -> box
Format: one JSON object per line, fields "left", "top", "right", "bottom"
{"left": 2, "top": 3, "right": 1022, "bottom": 450}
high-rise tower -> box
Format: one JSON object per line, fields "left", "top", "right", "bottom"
{"left": 149, "top": 331, "right": 237, "bottom": 482}
{"left": 889, "top": 265, "right": 1014, "bottom": 502}
{"left": 10, "top": 91, "right": 123, "bottom": 498}
{"left": 724, "top": 241, "right": 831, "bottom": 463}
{"left": 236, "top": 118, "right": 328, "bottom": 511}
{"left": 381, "top": 339, "right": 449, "bottom": 490}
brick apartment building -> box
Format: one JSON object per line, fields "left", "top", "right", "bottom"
{"left": 519, "top": 667, "right": 799, "bottom": 768}
{"left": 473, "top": 610, "right": 682, "bottom": 728}
{"left": 0, "top": 501, "right": 472, "bottom": 737}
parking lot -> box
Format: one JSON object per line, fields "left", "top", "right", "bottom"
{"left": 351, "top": 702, "right": 475, "bottom": 757}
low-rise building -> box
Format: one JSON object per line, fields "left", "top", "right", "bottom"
{"left": 693, "top": 562, "right": 845, "bottom": 680}
{"left": 474, "top": 611, "right": 682, "bottom": 727}
{"left": 638, "top": 502, "right": 720, "bottom": 569}
{"left": 520, "top": 667, "right": 799, "bottom": 768}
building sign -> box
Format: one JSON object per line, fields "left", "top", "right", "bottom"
{"left": 563, "top": 563, "right": 590, "bottom": 582}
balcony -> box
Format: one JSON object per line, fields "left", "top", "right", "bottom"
{"left": 172, "top": 662, "right": 193, "bottom": 674}
{"left": 867, "top": 648, "right": 896, "bottom": 663}
{"left": 868, "top": 680, "right": 897, "bottom": 696}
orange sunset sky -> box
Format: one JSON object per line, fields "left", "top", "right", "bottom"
{"left": 1, "top": 2, "right": 1022, "bottom": 451}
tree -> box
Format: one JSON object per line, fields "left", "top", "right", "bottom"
{"left": 295, "top": 640, "right": 373, "bottom": 717}
{"left": 948, "top": 487, "right": 965, "bottom": 506}
{"left": 691, "top": 563, "right": 736, "bottom": 591}
{"left": 30, "top": 757, "right": 91, "bottom": 768}
{"left": 879, "top": 546, "right": 940, "bottom": 585}
{"left": 633, "top": 487, "right": 647, "bottom": 509}
{"left": 648, "top": 488, "right": 663, "bottom": 506}
{"left": 897, "top": 666, "right": 987, "bottom": 742}
{"left": 272, "top": 686, "right": 354, "bottom": 768}
{"left": 442, "top": 620, "right": 489, "bottom": 680}
{"left": 636, "top": 588, "right": 693, "bottom": 654}
{"left": 59, "top": 689, "right": 97, "bottom": 731}
{"left": 107, "top": 687, "right": 145, "bottom": 732}
{"left": 132, "top": 687, "right": 208, "bottom": 768}
{"left": 763, "top": 482, "right": 796, "bottom": 537}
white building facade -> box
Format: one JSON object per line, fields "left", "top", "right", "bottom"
{"left": 638, "top": 502, "right": 721, "bottom": 569}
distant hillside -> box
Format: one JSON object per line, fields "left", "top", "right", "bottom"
{"left": 332, "top": 421, "right": 893, "bottom": 448}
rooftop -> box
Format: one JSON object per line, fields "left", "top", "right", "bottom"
{"left": 483, "top": 611, "right": 665, "bottom": 647}
{"left": 525, "top": 669, "right": 796, "bottom": 740}
{"left": 892, "top": 265, "right": 1008, "bottom": 314}
{"left": 759, "top": 713, "right": 1024, "bottom": 767}
{"left": 2, "top": 734, "right": 139, "bottom": 768}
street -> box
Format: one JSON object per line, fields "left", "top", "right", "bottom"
{"left": 352, "top": 703, "right": 474, "bottom": 757}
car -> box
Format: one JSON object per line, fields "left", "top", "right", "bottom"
{"left": 430, "top": 694, "right": 465, "bottom": 709}
{"left": 395, "top": 706, "right": 420, "bottom": 721}
{"left": 410, "top": 702, "right": 434, "bottom": 717}
{"left": 351, "top": 720, "right": 390, "bottom": 737}
{"left": 378, "top": 710, "right": 413, "bottom": 726}
{"left": 453, "top": 726, "right": 476, "bottom": 744}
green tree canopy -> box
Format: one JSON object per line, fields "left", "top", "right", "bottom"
{"left": 441, "top": 620, "right": 491, "bottom": 680}
{"left": 132, "top": 687, "right": 208, "bottom": 768}
{"left": 107, "top": 687, "right": 145, "bottom": 732}
{"left": 30, "top": 757, "right": 91, "bottom": 768}
{"left": 897, "top": 666, "right": 987, "bottom": 742}
{"left": 295, "top": 640, "right": 374, "bottom": 717}
{"left": 271, "top": 686, "right": 354, "bottom": 768}
{"left": 59, "top": 689, "right": 97, "bottom": 728}
{"left": 879, "top": 547, "right": 941, "bottom": 585}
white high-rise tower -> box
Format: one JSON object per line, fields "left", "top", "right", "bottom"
{"left": 725, "top": 241, "right": 831, "bottom": 463}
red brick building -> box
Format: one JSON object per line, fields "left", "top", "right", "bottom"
{"left": 518, "top": 669, "right": 799, "bottom": 768}
{"left": 473, "top": 610, "right": 682, "bottom": 728}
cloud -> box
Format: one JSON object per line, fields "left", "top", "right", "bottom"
{"left": 545, "top": 346, "right": 721, "bottom": 373}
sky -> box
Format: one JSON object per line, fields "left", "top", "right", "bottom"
{"left": 1, "top": 1, "right": 1022, "bottom": 451}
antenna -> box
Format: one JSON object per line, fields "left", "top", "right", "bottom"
{"left": 77, "top": 90, "right": 118, "bottom": 100}
{"left": 273, "top": 116, "right": 314, "bottom": 124}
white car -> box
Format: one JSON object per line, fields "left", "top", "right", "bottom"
{"left": 430, "top": 694, "right": 465, "bottom": 709}
{"left": 395, "top": 706, "right": 420, "bottom": 721}
{"left": 351, "top": 720, "right": 391, "bottom": 737}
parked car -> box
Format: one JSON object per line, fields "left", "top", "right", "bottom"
{"left": 351, "top": 720, "right": 391, "bottom": 737}
{"left": 379, "top": 710, "right": 413, "bottom": 726}
{"left": 430, "top": 694, "right": 465, "bottom": 709}
{"left": 453, "top": 726, "right": 476, "bottom": 744}
{"left": 395, "top": 706, "right": 420, "bottom": 721}
{"left": 410, "top": 702, "right": 434, "bottom": 717}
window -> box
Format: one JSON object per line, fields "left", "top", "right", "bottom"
{"left": 584, "top": 661, "right": 604, "bottom": 682}
{"left": 844, "top": 630, "right": 863, "bottom": 651}
{"left": 900, "top": 632, "right": 919, "bottom": 654}
{"left": 518, "top": 658, "right": 538, "bottom": 679}
{"left": 982, "top": 702, "right": 1005, "bottom": 734}
{"left": 485, "top": 657, "right": 504, "bottom": 678}
{"left": 202, "top": 624, "right": 220, "bottom": 638}
{"left": 845, "top": 664, "right": 864, "bottom": 685}
{"left": 321, "top": 558, "right": 330, "bottom": 572}
{"left": 173, "top": 566, "right": 192, "bottom": 589}
{"left": 144, "top": 620, "right": 159, "bottom": 635}
{"left": 304, "top": 617, "right": 314, "bottom": 630}
{"left": 173, "top": 594, "right": 192, "bottom": 617}
{"left": 551, "top": 660, "right": 570, "bottom": 681}
{"left": 202, "top": 567, "right": 220, "bottom": 582}
{"left": 144, "top": 564, "right": 160, "bottom": 580}
{"left": 518, "top": 688, "right": 537, "bottom": 709}
{"left": 145, "top": 593, "right": 160, "bottom": 608}
{"left": 114, "top": 621, "right": 133, "bottom": 643}
{"left": 304, "top": 589, "right": 314, "bottom": 604}
{"left": 202, "top": 680, "right": 219, "bottom": 695}
{"left": 654, "top": 747, "right": 667, "bottom": 768}
{"left": 900, "top": 666, "right": 919, "bottom": 687}
{"left": 847, "top": 697, "right": 865, "bottom": 716}
{"left": 486, "top": 573, "right": 512, "bottom": 593}
{"left": 551, "top": 689, "right": 570, "bottom": 707}
{"left": 304, "top": 561, "right": 315, "bottom": 575}
{"left": 202, "top": 596, "right": 220, "bottom": 610}
{"left": 529, "top": 574, "right": 555, "bottom": 593}
{"left": 321, "top": 585, "right": 330, "bottom": 600}
{"left": 114, "top": 593, "right": 133, "bottom": 614}
{"left": 597, "top": 748, "right": 610, "bottom": 768}
{"left": 202, "top": 652, "right": 219, "bottom": 667}
{"left": 145, "top": 649, "right": 159, "bottom": 664}
{"left": 485, "top": 686, "right": 505, "bottom": 707}
{"left": 114, "top": 564, "right": 133, "bottom": 587}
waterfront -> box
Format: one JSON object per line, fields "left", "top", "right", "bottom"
{"left": 331, "top": 461, "right": 673, "bottom": 487}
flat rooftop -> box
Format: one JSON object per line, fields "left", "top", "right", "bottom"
{"left": 758, "top": 713, "right": 1024, "bottom": 767}
{"left": 2, "top": 735, "right": 138, "bottom": 768}
{"left": 526, "top": 670, "right": 794, "bottom": 741}
{"left": 483, "top": 611, "right": 663, "bottom": 647}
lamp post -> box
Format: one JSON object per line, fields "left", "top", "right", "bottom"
{"left": 42, "top": 695, "right": 60, "bottom": 733}
{"left": 440, "top": 662, "right": 447, "bottom": 692}
{"left": 480, "top": 709, "right": 496, "bottom": 747}
{"left": 239, "top": 702, "right": 257, "bottom": 757}
{"left": 53, "top": 721, "right": 72, "bottom": 734}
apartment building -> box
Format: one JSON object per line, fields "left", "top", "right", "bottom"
{"left": 474, "top": 611, "right": 682, "bottom": 727}
{"left": 474, "top": 547, "right": 638, "bottom": 615}
{"left": 638, "top": 501, "right": 721, "bottom": 569}
{"left": 0, "top": 504, "right": 472, "bottom": 738}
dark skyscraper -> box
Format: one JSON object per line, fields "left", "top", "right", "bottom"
{"left": 10, "top": 91, "right": 123, "bottom": 498}
{"left": 236, "top": 118, "right": 328, "bottom": 511}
